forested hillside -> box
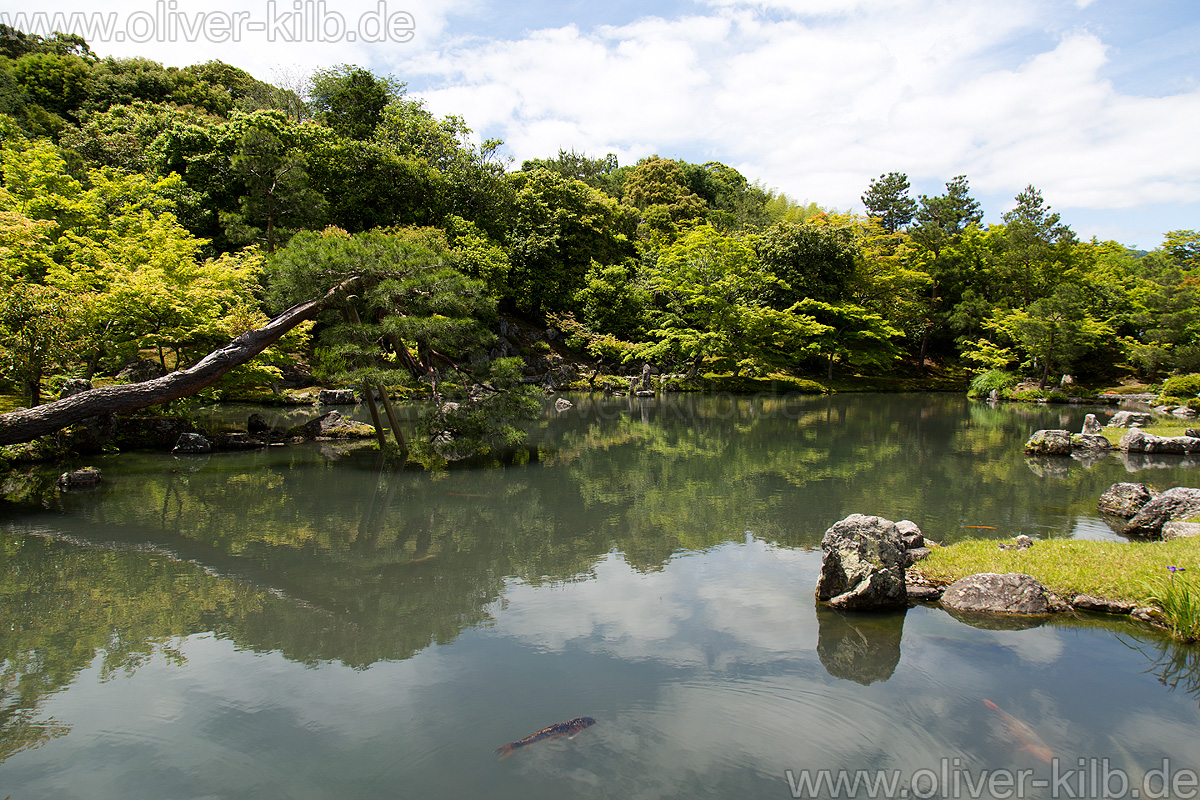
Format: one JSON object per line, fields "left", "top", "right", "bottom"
{"left": 2, "top": 25, "right": 1198, "bottom": 410}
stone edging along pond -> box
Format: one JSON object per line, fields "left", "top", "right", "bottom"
{"left": 815, "top": 509, "right": 1200, "bottom": 641}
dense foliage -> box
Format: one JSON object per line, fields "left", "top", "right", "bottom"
{"left": 2, "top": 25, "right": 1198, "bottom": 419}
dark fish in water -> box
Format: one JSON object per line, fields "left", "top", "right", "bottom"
{"left": 494, "top": 717, "right": 596, "bottom": 759}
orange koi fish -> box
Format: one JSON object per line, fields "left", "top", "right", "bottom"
{"left": 983, "top": 699, "right": 1054, "bottom": 763}
{"left": 494, "top": 717, "right": 596, "bottom": 760}
{"left": 963, "top": 525, "right": 998, "bottom": 530}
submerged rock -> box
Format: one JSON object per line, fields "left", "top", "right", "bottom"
{"left": 816, "top": 514, "right": 908, "bottom": 610}
{"left": 1123, "top": 487, "right": 1200, "bottom": 538}
{"left": 1097, "top": 482, "right": 1157, "bottom": 518}
{"left": 940, "top": 573, "right": 1050, "bottom": 615}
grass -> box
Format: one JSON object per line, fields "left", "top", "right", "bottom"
{"left": 1097, "top": 421, "right": 1195, "bottom": 447}
{"left": 915, "top": 537, "right": 1200, "bottom": 614}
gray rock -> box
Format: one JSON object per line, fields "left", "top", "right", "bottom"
{"left": 247, "top": 413, "right": 270, "bottom": 434}
{"left": 294, "top": 411, "right": 376, "bottom": 440}
{"left": 895, "top": 519, "right": 924, "bottom": 549}
{"left": 1120, "top": 428, "right": 1200, "bottom": 454}
{"left": 58, "top": 378, "right": 93, "bottom": 399}
{"left": 816, "top": 514, "right": 908, "bottom": 610}
{"left": 1109, "top": 410, "right": 1153, "bottom": 428}
{"left": 58, "top": 467, "right": 102, "bottom": 489}
{"left": 1071, "top": 594, "right": 1135, "bottom": 614}
{"left": 172, "top": 433, "right": 212, "bottom": 454}
{"left": 1162, "top": 521, "right": 1200, "bottom": 541}
{"left": 940, "top": 573, "right": 1050, "bottom": 615}
{"left": 640, "top": 363, "right": 654, "bottom": 392}
{"left": 317, "top": 388, "right": 357, "bottom": 405}
{"left": 988, "top": 389, "right": 1000, "bottom": 402}
{"left": 905, "top": 547, "right": 931, "bottom": 565}
{"left": 554, "top": 397, "right": 573, "bottom": 412}
{"left": 907, "top": 585, "right": 943, "bottom": 602}
{"left": 1097, "top": 482, "right": 1157, "bottom": 517}
{"left": 1124, "top": 487, "right": 1200, "bottom": 538}
{"left": 1070, "top": 433, "right": 1111, "bottom": 453}
{"left": 1174, "top": 407, "right": 1198, "bottom": 418}
{"left": 1024, "top": 429, "right": 1074, "bottom": 455}
{"left": 1081, "top": 413, "right": 1102, "bottom": 434}
{"left": 212, "top": 432, "right": 267, "bottom": 450}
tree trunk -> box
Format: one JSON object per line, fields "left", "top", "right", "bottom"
{"left": 0, "top": 276, "right": 363, "bottom": 446}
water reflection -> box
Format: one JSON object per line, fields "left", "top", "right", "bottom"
{"left": 3, "top": 394, "right": 1200, "bottom": 798}
{"left": 816, "top": 607, "right": 905, "bottom": 684}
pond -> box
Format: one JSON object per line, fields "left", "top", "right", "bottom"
{"left": 2, "top": 393, "right": 1199, "bottom": 799}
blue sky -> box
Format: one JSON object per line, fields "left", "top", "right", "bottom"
{"left": 10, "top": 0, "right": 1200, "bottom": 249}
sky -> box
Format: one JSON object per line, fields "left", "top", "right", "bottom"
{"left": 6, "top": 0, "right": 1200, "bottom": 249}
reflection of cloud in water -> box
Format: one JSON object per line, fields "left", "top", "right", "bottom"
{"left": 488, "top": 540, "right": 819, "bottom": 666}
{"left": 984, "top": 627, "right": 1065, "bottom": 665}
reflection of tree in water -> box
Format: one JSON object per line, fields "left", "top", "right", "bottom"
{"left": 816, "top": 607, "right": 906, "bottom": 684}
{"left": 1121, "top": 629, "right": 1200, "bottom": 704}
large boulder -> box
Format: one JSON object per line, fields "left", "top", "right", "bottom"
{"left": 940, "top": 573, "right": 1050, "bottom": 615}
{"left": 816, "top": 515, "right": 908, "bottom": 610}
{"left": 58, "top": 378, "right": 93, "bottom": 399}
{"left": 1098, "top": 482, "right": 1157, "bottom": 518}
{"left": 1024, "top": 429, "right": 1074, "bottom": 456}
{"left": 1119, "top": 428, "right": 1200, "bottom": 454}
{"left": 116, "top": 359, "right": 166, "bottom": 383}
{"left": 293, "top": 411, "right": 376, "bottom": 440}
{"left": 1081, "top": 414, "right": 1103, "bottom": 434}
{"left": 1124, "top": 487, "right": 1200, "bottom": 538}
{"left": 1108, "top": 410, "right": 1153, "bottom": 428}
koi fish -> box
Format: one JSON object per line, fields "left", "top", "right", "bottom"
{"left": 983, "top": 699, "right": 1054, "bottom": 763}
{"left": 963, "top": 525, "right": 998, "bottom": 530}
{"left": 494, "top": 716, "right": 596, "bottom": 760}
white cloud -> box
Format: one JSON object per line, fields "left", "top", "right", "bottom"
{"left": 396, "top": 0, "right": 1200, "bottom": 237}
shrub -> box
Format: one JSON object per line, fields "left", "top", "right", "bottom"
{"left": 967, "top": 369, "right": 1018, "bottom": 398}
{"left": 1146, "top": 567, "right": 1200, "bottom": 642}
{"left": 1161, "top": 373, "right": 1200, "bottom": 399}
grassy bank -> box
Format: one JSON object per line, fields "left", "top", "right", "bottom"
{"left": 915, "top": 537, "right": 1200, "bottom": 639}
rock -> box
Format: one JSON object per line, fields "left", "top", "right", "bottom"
{"left": 247, "top": 413, "right": 270, "bottom": 434}
{"left": 1024, "top": 429, "right": 1073, "bottom": 456}
{"left": 635, "top": 390, "right": 655, "bottom": 398}
{"left": 997, "top": 534, "right": 1035, "bottom": 551}
{"left": 1162, "top": 521, "right": 1200, "bottom": 541}
{"left": 1081, "top": 414, "right": 1102, "bottom": 434}
{"left": 988, "top": 389, "right": 1000, "bottom": 402}
{"left": 58, "top": 378, "right": 93, "bottom": 399}
{"left": 1131, "top": 607, "right": 1164, "bottom": 624}
{"left": 116, "top": 359, "right": 166, "bottom": 383}
{"left": 1097, "top": 482, "right": 1157, "bottom": 518}
{"left": 1187, "top": 428, "right": 1200, "bottom": 438}
{"left": 172, "top": 433, "right": 212, "bottom": 454}
{"left": 1070, "top": 433, "right": 1111, "bottom": 453}
{"left": 1123, "top": 487, "right": 1200, "bottom": 538}
{"left": 905, "top": 547, "right": 931, "bottom": 565}
{"left": 57, "top": 467, "right": 102, "bottom": 489}
{"left": 1119, "top": 428, "right": 1200, "bottom": 454}
{"left": 294, "top": 411, "right": 376, "bottom": 440}
{"left": 1071, "top": 595, "right": 1135, "bottom": 615}
{"left": 907, "top": 585, "right": 943, "bottom": 602}
{"left": 940, "top": 573, "right": 1050, "bottom": 615}
{"left": 1108, "top": 410, "right": 1153, "bottom": 428}
{"left": 816, "top": 514, "right": 908, "bottom": 610}
{"left": 1174, "top": 407, "right": 1199, "bottom": 418}
{"left": 640, "top": 363, "right": 654, "bottom": 392}
{"left": 895, "top": 519, "right": 924, "bottom": 549}
{"left": 212, "top": 432, "right": 267, "bottom": 450}
{"left": 554, "top": 397, "right": 573, "bottom": 412}
{"left": 317, "top": 388, "right": 357, "bottom": 405}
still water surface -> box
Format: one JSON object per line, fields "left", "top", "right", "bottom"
{"left": 2, "top": 393, "right": 1199, "bottom": 799}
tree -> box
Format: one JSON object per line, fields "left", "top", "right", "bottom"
{"left": 986, "top": 284, "right": 1113, "bottom": 387}
{"left": 793, "top": 298, "right": 902, "bottom": 379}
{"left": 221, "top": 122, "right": 326, "bottom": 253}
{"left": 861, "top": 172, "right": 916, "bottom": 233}
{"left": 999, "top": 185, "right": 1075, "bottom": 307}
{"left": 0, "top": 282, "right": 84, "bottom": 406}
{"left": 308, "top": 65, "right": 401, "bottom": 141}
{"left": 755, "top": 219, "right": 859, "bottom": 306}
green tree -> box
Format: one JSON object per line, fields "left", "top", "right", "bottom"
{"left": 987, "top": 284, "right": 1113, "bottom": 387}
{"left": 221, "top": 122, "right": 326, "bottom": 253}
{"left": 999, "top": 185, "right": 1075, "bottom": 307}
{"left": 755, "top": 218, "right": 859, "bottom": 306}
{"left": 861, "top": 172, "right": 916, "bottom": 233}
{"left": 308, "top": 65, "right": 401, "bottom": 141}
{"left": 0, "top": 281, "right": 84, "bottom": 405}
{"left": 793, "top": 298, "right": 902, "bottom": 379}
